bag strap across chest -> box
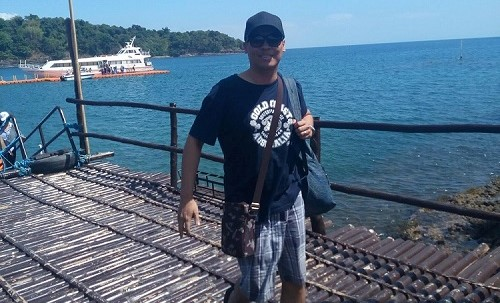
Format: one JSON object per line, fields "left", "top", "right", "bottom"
{"left": 251, "top": 76, "right": 284, "bottom": 211}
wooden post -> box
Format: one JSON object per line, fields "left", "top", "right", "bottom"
{"left": 67, "top": 0, "right": 90, "bottom": 155}
{"left": 170, "top": 103, "right": 178, "bottom": 188}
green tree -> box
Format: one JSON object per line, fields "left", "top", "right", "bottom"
{"left": 0, "top": 15, "right": 243, "bottom": 65}
{"left": 0, "top": 32, "right": 13, "bottom": 52}
{"left": 41, "top": 36, "right": 66, "bottom": 59}
{"left": 0, "top": 31, "right": 14, "bottom": 60}
{"left": 19, "top": 15, "right": 44, "bottom": 51}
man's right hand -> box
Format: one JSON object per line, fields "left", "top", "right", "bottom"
{"left": 177, "top": 198, "right": 200, "bottom": 238}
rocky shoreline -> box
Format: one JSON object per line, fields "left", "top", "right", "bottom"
{"left": 397, "top": 177, "right": 500, "bottom": 253}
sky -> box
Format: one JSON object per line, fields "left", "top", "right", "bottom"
{"left": 1, "top": 0, "right": 499, "bottom": 49}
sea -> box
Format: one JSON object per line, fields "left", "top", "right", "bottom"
{"left": 1, "top": 37, "right": 499, "bottom": 237}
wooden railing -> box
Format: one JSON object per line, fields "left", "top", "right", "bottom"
{"left": 66, "top": 98, "right": 500, "bottom": 222}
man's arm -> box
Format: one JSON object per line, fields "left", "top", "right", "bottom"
{"left": 177, "top": 135, "right": 204, "bottom": 237}
{"left": 0, "top": 136, "right": 6, "bottom": 150}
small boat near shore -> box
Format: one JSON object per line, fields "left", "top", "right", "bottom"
{"left": 19, "top": 36, "right": 153, "bottom": 78}
{"left": 60, "top": 71, "right": 94, "bottom": 81}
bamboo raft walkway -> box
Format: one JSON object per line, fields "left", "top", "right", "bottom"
{"left": 0, "top": 162, "right": 499, "bottom": 303}
{"left": 0, "top": 70, "right": 169, "bottom": 86}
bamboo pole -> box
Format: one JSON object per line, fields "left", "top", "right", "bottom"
{"left": 67, "top": 0, "right": 90, "bottom": 154}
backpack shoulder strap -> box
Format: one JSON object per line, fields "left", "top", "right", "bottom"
{"left": 283, "top": 76, "right": 316, "bottom": 157}
{"left": 283, "top": 76, "right": 303, "bottom": 120}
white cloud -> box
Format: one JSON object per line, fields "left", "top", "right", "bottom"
{"left": 0, "top": 13, "right": 18, "bottom": 20}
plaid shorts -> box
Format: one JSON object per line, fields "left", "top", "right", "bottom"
{"left": 238, "top": 192, "right": 306, "bottom": 302}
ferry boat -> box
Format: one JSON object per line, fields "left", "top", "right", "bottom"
{"left": 18, "top": 36, "right": 153, "bottom": 78}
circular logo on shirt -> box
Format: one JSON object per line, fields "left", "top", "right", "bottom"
{"left": 250, "top": 99, "right": 293, "bottom": 148}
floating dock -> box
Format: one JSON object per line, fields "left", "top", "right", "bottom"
{"left": 94, "top": 70, "right": 169, "bottom": 79}
{"left": 0, "top": 161, "right": 498, "bottom": 302}
{"left": 0, "top": 77, "right": 60, "bottom": 85}
{"left": 0, "top": 70, "right": 169, "bottom": 86}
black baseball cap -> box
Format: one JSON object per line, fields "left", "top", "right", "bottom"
{"left": 244, "top": 11, "right": 285, "bottom": 41}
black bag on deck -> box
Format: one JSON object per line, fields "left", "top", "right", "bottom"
{"left": 29, "top": 149, "right": 77, "bottom": 174}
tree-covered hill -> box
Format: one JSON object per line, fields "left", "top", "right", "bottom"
{"left": 0, "top": 14, "right": 244, "bottom": 66}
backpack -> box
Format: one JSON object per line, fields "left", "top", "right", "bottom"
{"left": 283, "top": 76, "right": 337, "bottom": 217}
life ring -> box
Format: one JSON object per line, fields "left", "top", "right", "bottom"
{"left": 29, "top": 149, "right": 77, "bottom": 174}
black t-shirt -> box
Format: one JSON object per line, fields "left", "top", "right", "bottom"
{"left": 190, "top": 74, "right": 307, "bottom": 220}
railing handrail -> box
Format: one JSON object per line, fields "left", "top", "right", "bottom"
{"left": 316, "top": 120, "right": 500, "bottom": 133}
{"left": 66, "top": 98, "right": 199, "bottom": 115}
{"left": 70, "top": 131, "right": 224, "bottom": 164}
{"left": 21, "top": 106, "right": 79, "bottom": 158}
{"left": 1, "top": 106, "right": 80, "bottom": 176}
{"left": 66, "top": 98, "right": 500, "bottom": 222}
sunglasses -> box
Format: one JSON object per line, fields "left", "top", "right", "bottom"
{"left": 248, "top": 35, "right": 283, "bottom": 48}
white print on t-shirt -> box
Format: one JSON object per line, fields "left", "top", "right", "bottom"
{"left": 250, "top": 99, "right": 294, "bottom": 148}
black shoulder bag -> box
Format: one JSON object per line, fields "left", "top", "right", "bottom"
{"left": 283, "top": 77, "right": 336, "bottom": 217}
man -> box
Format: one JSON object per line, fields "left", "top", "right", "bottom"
{"left": 177, "top": 11, "right": 315, "bottom": 302}
{"left": 0, "top": 111, "right": 17, "bottom": 167}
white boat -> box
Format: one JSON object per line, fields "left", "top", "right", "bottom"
{"left": 60, "top": 71, "right": 94, "bottom": 81}
{"left": 19, "top": 36, "right": 153, "bottom": 78}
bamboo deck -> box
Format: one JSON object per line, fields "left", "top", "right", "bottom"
{"left": 0, "top": 162, "right": 498, "bottom": 302}
{"left": 0, "top": 70, "right": 169, "bottom": 86}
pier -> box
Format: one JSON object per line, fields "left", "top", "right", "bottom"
{"left": 94, "top": 70, "right": 169, "bottom": 79}
{"left": 1, "top": 162, "right": 499, "bottom": 302}
{"left": 0, "top": 70, "right": 169, "bottom": 86}
{"left": 0, "top": 99, "right": 499, "bottom": 302}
